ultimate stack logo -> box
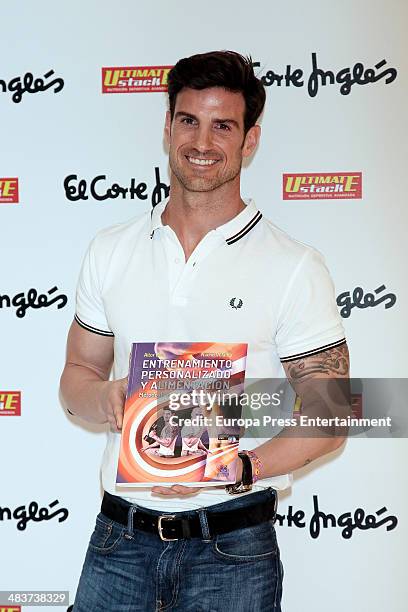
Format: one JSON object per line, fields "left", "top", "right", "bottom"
{"left": 102, "top": 66, "right": 173, "bottom": 93}
{"left": 0, "top": 178, "right": 19, "bottom": 204}
{"left": 283, "top": 172, "right": 362, "bottom": 200}
{"left": 0, "top": 391, "right": 21, "bottom": 416}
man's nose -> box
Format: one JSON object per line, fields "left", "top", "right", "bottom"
{"left": 193, "top": 125, "right": 213, "bottom": 152}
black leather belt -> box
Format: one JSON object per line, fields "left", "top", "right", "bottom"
{"left": 101, "top": 490, "right": 277, "bottom": 541}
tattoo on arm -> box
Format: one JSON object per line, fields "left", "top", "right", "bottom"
{"left": 285, "top": 343, "right": 349, "bottom": 383}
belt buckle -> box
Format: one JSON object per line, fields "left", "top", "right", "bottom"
{"left": 158, "top": 515, "right": 178, "bottom": 541}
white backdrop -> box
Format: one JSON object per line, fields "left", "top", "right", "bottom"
{"left": 1, "top": 1, "right": 407, "bottom": 610}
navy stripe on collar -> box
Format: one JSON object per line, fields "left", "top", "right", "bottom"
{"left": 226, "top": 211, "right": 263, "bottom": 245}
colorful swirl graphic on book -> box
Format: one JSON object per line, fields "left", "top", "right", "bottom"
{"left": 117, "top": 341, "right": 248, "bottom": 485}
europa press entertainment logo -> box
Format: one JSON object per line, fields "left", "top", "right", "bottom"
{"left": 102, "top": 65, "right": 173, "bottom": 93}
{"left": 0, "top": 178, "right": 19, "bottom": 204}
{"left": 0, "top": 392, "right": 21, "bottom": 416}
{"left": 282, "top": 172, "right": 362, "bottom": 200}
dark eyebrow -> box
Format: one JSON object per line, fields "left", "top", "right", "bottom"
{"left": 213, "top": 117, "right": 240, "bottom": 129}
{"left": 174, "top": 111, "right": 197, "bottom": 121}
{"left": 174, "top": 111, "right": 240, "bottom": 129}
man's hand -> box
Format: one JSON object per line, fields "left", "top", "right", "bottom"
{"left": 247, "top": 343, "right": 351, "bottom": 480}
{"left": 99, "top": 376, "right": 128, "bottom": 432}
{"left": 151, "top": 484, "right": 202, "bottom": 496}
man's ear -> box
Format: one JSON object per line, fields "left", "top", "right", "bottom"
{"left": 164, "top": 110, "right": 171, "bottom": 146}
{"left": 242, "top": 124, "right": 261, "bottom": 158}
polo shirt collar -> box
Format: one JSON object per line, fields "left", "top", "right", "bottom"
{"left": 150, "top": 199, "right": 168, "bottom": 236}
{"left": 150, "top": 197, "right": 262, "bottom": 245}
{"left": 215, "top": 198, "right": 262, "bottom": 245}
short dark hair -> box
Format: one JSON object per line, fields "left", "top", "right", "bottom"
{"left": 167, "top": 50, "right": 266, "bottom": 134}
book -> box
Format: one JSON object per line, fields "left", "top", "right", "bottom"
{"left": 116, "top": 341, "right": 248, "bottom": 487}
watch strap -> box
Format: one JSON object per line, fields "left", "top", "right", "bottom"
{"left": 239, "top": 451, "right": 253, "bottom": 486}
{"left": 225, "top": 451, "right": 253, "bottom": 495}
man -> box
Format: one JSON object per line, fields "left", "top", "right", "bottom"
{"left": 180, "top": 405, "right": 210, "bottom": 456}
{"left": 143, "top": 407, "right": 179, "bottom": 456}
{"left": 60, "top": 50, "right": 349, "bottom": 611}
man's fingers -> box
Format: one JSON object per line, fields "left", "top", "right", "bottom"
{"left": 171, "top": 485, "right": 201, "bottom": 495}
{"left": 112, "top": 403, "right": 123, "bottom": 430}
{"left": 107, "top": 414, "right": 119, "bottom": 432}
{"left": 151, "top": 485, "right": 201, "bottom": 496}
{"left": 151, "top": 487, "right": 178, "bottom": 496}
{"left": 120, "top": 376, "right": 129, "bottom": 395}
{"left": 109, "top": 380, "right": 127, "bottom": 430}
{"left": 100, "top": 378, "right": 128, "bottom": 431}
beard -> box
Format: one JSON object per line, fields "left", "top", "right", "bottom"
{"left": 169, "top": 147, "right": 242, "bottom": 193}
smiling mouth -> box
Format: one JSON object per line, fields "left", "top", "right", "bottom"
{"left": 185, "top": 155, "right": 220, "bottom": 167}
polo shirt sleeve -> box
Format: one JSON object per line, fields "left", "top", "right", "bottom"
{"left": 74, "top": 237, "right": 114, "bottom": 337}
{"left": 276, "top": 248, "right": 345, "bottom": 363}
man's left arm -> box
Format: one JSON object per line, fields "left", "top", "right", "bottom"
{"left": 152, "top": 343, "right": 350, "bottom": 495}
{"left": 249, "top": 341, "right": 350, "bottom": 477}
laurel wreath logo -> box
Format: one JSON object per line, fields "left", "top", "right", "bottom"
{"left": 229, "top": 298, "right": 243, "bottom": 309}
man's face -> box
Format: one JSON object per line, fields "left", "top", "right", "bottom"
{"left": 164, "top": 87, "right": 259, "bottom": 193}
{"left": 163, "top": 409, "right": 172, "bottom": 422}
{"left": 191, "top": 406, "right": 203, "bottom": 418}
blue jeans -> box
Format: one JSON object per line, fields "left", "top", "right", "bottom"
{"left": 72, "top": 488, "right": 283, "bottom": 611}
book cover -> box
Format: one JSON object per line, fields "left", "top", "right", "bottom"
{"left": 116, "top": 341, "right": 248, "bottom": 487}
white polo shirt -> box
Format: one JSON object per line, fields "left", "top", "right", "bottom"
{"left": 75, "top": 197, "right": 345, "bottom": 511}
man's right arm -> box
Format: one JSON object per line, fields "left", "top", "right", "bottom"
{"left": 59, "top": 319, "right": 126, "bottom": 431}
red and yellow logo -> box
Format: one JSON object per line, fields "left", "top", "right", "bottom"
{"left": 0, "top": 178, "right": 19, "bottom": 203}
{"left": 0, "top": 606, "right": 21, "bottom": 611}
{"left": 0, "top": 391, "right": 21, "bottom": 416}
{"left": 283, "top": 172, "right": 362, "bottom": 200}
{"left": 102, "top": 66, "right": 173, "bottom": 93}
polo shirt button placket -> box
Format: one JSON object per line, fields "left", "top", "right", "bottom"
{"left": 168, "top": 231, "right": 217, "bottom": 307}
{"left": 172, "top": 255, "right": 201, "bottom": 307}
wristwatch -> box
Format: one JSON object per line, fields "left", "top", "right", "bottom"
{"left": 225, "top": 451, "right": 253, "bottom": 494}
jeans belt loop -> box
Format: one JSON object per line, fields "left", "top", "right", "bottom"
{"left": 126, "top": 505, "right": 138, "bottom": 539}
{"left": 197, "top": 508, "right": 212, "bottom": 542}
